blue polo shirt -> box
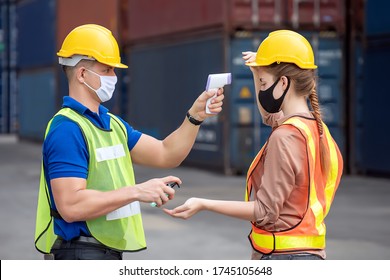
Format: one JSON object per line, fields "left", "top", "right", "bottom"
{"left": 43, "top": 96, "right": 142, "bottom": 240}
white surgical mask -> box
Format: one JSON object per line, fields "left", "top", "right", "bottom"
{"left": 83, "top": 69, "right": 117, "bottom": 102}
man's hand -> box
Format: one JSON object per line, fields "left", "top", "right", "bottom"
{"left": 134, "top": 176, "right": 181, "bottom": 207}
{"left": 188, "top": 88, "right": 224, "bottom": 121}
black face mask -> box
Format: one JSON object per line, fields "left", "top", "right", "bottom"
{"left": 258, "top": 77, "right": 290, "bottom": 113}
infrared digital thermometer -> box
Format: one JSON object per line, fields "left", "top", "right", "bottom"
{"left": 205, "top": 73, "right": 231, "bottom": 114}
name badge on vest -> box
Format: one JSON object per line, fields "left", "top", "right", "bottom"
{"left": 95, "top": 144, "right": 125, "bottom": 162}
{"left": 106, "top": 201, "right": 141, "bottom": 220}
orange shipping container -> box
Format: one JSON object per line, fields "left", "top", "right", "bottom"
{"left": 126, "top": 0, "right": 287, "bottom": 43}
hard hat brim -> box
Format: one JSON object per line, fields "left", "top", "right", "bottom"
{"left": 107, "top": 62, "right": 128, "bottom": 69}
{"left": 245, "top": 61, "right": 261, "bottom": 67}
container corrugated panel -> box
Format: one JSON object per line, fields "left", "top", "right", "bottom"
{"left": 357, "top": 38, "right": 390, "bottom": 174}
{"left": 229, "top": 125, "right": 271, "bottom": 173}
{"left": 56, "top": 0, "right": 121, "bottom": 50}
{"left": 287, "top": 0, "right": 345, "bottom": 33}
{"left": 317, "top": 78, "right": 341, "bottom": 103}
{"left": 127, "top": 0, "right": 224, "bottom": 42}
{"left": 327, "top": 125, "right": 345, "bottom": 157}
{"left": 230, "top": 127, "right": 253, "bottom": 172}
{"left": 229, "top": 35, "right": 265, "bottom": 172}
{"left": 16, "top": 0, "right": 56, "bottom": 69}
{"left": 18, "top": 68, "right": 57, "bottom": 140}
{"left": 315, "top": 36, "right": 343, "bottom": 78}
{"left": 126, "top": 0, "right": 286, "bottom": 43}
{"left": 230, "top": 0, "right": 286, "bottom": 30}
{"left": 126, "top": 35, "right": 226, "bottom": 169}
{"left": 364, "top": 0, "right": 390, "bottom": 37}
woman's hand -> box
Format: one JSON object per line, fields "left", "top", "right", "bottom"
{"left": 163, "top": 197, "right": 204, "bottom": 219}
{"left": 242, "top": 51, "right": 256, "bottom": 63}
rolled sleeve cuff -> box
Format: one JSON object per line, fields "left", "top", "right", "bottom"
{"left": 49, "top": 171, "right": 88, "bottom": 180}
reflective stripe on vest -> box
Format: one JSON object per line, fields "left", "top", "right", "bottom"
{"left": 35, "top": 108, "right": 146, "bottom": 253}
{"left": 245, "top": 116, "right": 342, "bottom": 254}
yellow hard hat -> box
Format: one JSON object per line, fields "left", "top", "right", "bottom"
{"left": 57, "top": 24, "right": 128, "bottom": 68}
{"left": 246, "top": 30, "right": 317, "bottom": 69}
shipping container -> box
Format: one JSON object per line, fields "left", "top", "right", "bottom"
{"left": 126, "top": 34, "right": 227, "bottom": 169}
{"left": 363, "top": 0, "right": 390, "bottom": 37}
{"left": 56, "top": 0, "right": 122, "bottom": 50}
{"left": 16, "top": 0, "right": 56, "bottom": 69}
{"left": 346, "top": 1, "right": 390, "bottom": 176}
{"left": 126, "top": 0, "right": 346, "bottom": 44}
{"left": 126, "top": 0, "right": 290, "bottom": 44}
{"left": 127, "top": 0, "right": 224, "bottom": 43}
{"left": 351, "top": 37, "right": 390, "bottom": 175}
{"left": 126, "top": 30, "right": 346, "bottom": 174}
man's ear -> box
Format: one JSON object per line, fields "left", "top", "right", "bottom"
{"left": 75, "top": 67, "right": 86, "bottom": 84}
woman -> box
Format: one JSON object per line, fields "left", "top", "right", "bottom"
{"left": 164, "top": 30, "right": 343, "bottom": 260}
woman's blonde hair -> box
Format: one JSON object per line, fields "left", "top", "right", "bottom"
{"left": 265, "top": 62, "right": 330, "bottom": 175}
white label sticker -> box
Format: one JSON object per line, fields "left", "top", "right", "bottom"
{"left": 106, "top": 201, "right": 141, "bottom": 220}
{"left": 95, "top": 144, "right": 125, "bottom": 162}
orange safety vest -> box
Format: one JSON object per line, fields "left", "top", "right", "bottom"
{"left": 245, "top": 116, "right": 343, "bottom": 254}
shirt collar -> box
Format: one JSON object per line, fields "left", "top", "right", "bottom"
{"left": 62, "top": 96, "right": 111, "bottom": 129}
{"left": 62, "top": 96, "right": 109, "bottom": 116}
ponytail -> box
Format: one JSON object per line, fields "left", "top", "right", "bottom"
{"left": 309, "top": 85, "right": 330, "bottom": 176}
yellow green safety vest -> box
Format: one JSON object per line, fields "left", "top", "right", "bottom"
{"left": 35, "top": 108, "right": 146, "bottom": 253}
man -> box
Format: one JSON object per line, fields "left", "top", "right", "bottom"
{"left": 34, "top": 24, "right": 224, "bottom": 260}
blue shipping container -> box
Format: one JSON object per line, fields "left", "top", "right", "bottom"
{"left": 127, "top": 35, "right": 227, "bottom": 169}
{"left": 16, "top": 0, "right": 56, "bottom": 69}
{"left": 354, "top": 37, "right": 390, "bottom": 174}
{"left": 365, "top": 0, "right": 390, "bottom": 37}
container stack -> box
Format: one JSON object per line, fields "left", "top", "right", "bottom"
{"left": 125, "top": 0, "right": 346, "bottom": 174}
{"left": 349, "top": 0, "right": 390, "bottom": 175}
{"left": 6, "top": 0, "right": 390, "bottom": 176}
{"left": 15, "top": 0, "right": 125, "bottom": 140}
